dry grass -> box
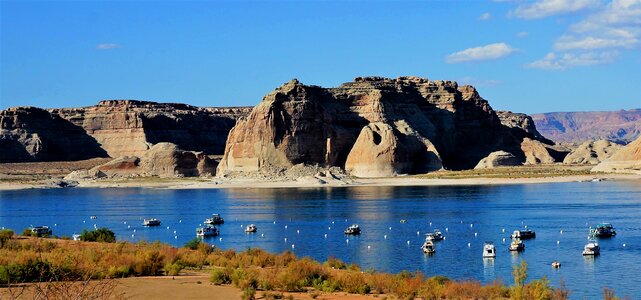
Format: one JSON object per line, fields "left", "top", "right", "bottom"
{"left": 415, "top": 165, "right": 593, "bottom": 179}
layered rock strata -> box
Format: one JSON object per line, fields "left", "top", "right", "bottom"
{"left": 563, "top": 140, "right": 622, "bottom": 165}
{"left": 592, "top": 135, "right": 641, "bottom": 174}
{"left": 218, "top": 76, "right": 555, "bottom": 177}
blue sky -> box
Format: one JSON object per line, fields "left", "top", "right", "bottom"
{"left": 1, "top": 0, "right": 640, "bottom": 114}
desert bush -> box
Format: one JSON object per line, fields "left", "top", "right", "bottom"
{"left": 0, "top": 229, "right": 13, "bottom": 248}
{"left": 210, "top": 268, "right": 231, "bottom": 285}
{"left": 184, "top": 238, "right": 202, "bottom": 250}
{"left": 79, "top": 228, "right": 116, "bottom": 243}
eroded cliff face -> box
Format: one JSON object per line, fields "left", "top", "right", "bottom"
{"left": 0, "top": 107, "right": 108, "bottom": 162}
{"left": 52, "top": 100, "right": 251, "bottom": 157}
{"left": 218, "top": 76, "right": 554, "bottom": 177}
{"left": 592, "top": 135, "right": 641, "bottom": 174}
{"left": 1, "top": 100, "right": 251, "bottom": 162}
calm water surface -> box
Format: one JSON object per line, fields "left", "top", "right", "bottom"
{"left": 1, "top": 181, "right": 641, "bottom": 299}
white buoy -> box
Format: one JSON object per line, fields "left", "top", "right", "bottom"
{"left": 174, "top": 236, "right": 177, "bottom": 239}
{"left": 83, "top": 220, "right": 85, "bottom": 223}
{"left": 445, "top": 228, "right": 449, "bottom": 232}
{"left": 219, "top": 238, "right": 222, "bottom": 241}
{"left": 133, "top": 229, "right": 136, "bottom": 233}
{"left": 470, "top": 224, "right": 473, "bottom": 228}
{"left": 389, "top": 226, "right": 392, "bottom": 230}
{"left": 502, "top": 228, "right": 505, "bottom": 233}
{"left": 179, "top": 220, "right": 182, "bottom": 223}
{"left": 345, "top": 219, "right": 347, "bottom": 222}
{"left": 332, "top": 221, "right": 335, "bottom": 224}
{"left": 285, "top": 225, "right": 288, "bottom": 229}
{"left": 54, "top": 224, "right": 57, "bottom": 226}
{"left": 292, "top": 244, "right": 295, "bottom": 249}
{"left": 328, "top": 227, "right": 331, "bottom": 230}
{"left": 296, "top": 230, "right": 299, "bottom": 234}
{"left": 417, "top": 231, "right": 420, "bottom": 235}
{"left": 346, "top": 239, "right": 349, "bottom": 243}
{"left": 467, "top": 242, "right": 471, "bottom": 247}
{"left": 623, "top": 243, "right": 626, "bottom": 247}
{"left": 284, "top": 238, "right": 287, "bottom": 242}
{"left": 128, "top": 225, "right": 131, "bottom": 229}
{"left": 131, "top": 234, "right": 134, "bottom": 238}
{"left": 367, "top": 245, "right": 371, "bottom": 250}
{"left": 525, "top": 225, "right": 528, "bottom": 229}
{"left": 324, "top": 234, "right": 327, "bottom": 238}
{"left": 502, "top": 238, "right": 506, "bottom": 243}
{"left": 429, "top": 222, "right": 432, "bottom": 227}
{"left": 261, "top": 233, "right": 264, "bottom": 237}
{"left": 167, "top": 226, "right": 170, "bottom": 230}
{"left": 273, "top": 221, "right": 276, "bottom": 224}
{"left": 173, "top": 230, "right": 177, "bottom": 234}
{"left": 474, "top": 232, "right": 478, "bottom": 237}
{"left": 384, "top": 235, "right": 387, "bottom": 239}
{"left": 241, "top": 225, "right": 243, "bottom": 228}
{"left": 124, "top": 221, "right": 127, "bottom": 224}
{"left": 407, "top": 240, "right": 410, "bottom": 245}
{"left": 557, "top": 240, "right": 560, "bottom": 245}
{"left": 560, "top": 230, "right": 563, "bottom": 234}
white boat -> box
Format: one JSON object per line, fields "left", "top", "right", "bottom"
{"left": 582, "top": 241, "right": 600, "bottom": 256}
{"left": 72, "top": 234, "right": 81, "bottom": 241}
{"left": 421, "top": 240, "right": 435, "bottom": 254}
{"left": 344, "top": 224, "right": 361, "bottom": 235}
{"left": 483, "top": 242, "right": 496, "bottom": 258}
{"left": 552, "top": 261, "right": 561, "bottom": 268}
{"left": 245, "top": 224, "right": 257, "bottom": 233}
{"left": 204, "top": 214, "right": 224, "bottom": 225}
{"left": 143, "top": 218, "right": 161, "bottom": 226}
{"left": 90, "top": 215, "right": 97, "bottom": 220}
{"left": 508, "top": 239, "right": 525, "bottom": 252}
{"left": 196, "top": 226, "right": 219, "bottom": 237}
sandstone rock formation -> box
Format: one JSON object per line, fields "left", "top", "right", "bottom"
{"left": 474, "top": 151, "right": 521, "bottom": 169}
{"left": 592, "top": 135, "right": 641, "bottom": 174}
{"left": 0, "top": 107, "right": 108, "bottom": 162}
{"left": 1, "top": 100, "right": 251, "bottom": 162}
{"left": 52, "top": 100, "right": 251, "bottom": 157}
{"left": 563, "top": 140, "right": 623, "bottom": 165}
{"left": 497, "top": 111, "right": 551, "bottom": 143}
{"left": 65, "top": 142, "right": 216, "bottom": 179}
{"left": 520, "top": 138, "right": 556, "bottom": 165}
{"left": 532, "top": 109, "right": 641, "bottom": 144}
{"left": 218, "top": 76, "right": 555, "bottom": 177}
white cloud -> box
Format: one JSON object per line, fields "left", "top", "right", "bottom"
{"left": 510, "top": 0, "right": 601, "bottom": 19}
{"left": 96, "top": 43, "right": 121, "bottom": 50}
{"left": 445, "top": 43, "right": 517, "bottom": 63}
{"left": 516, "top": 31, "right": 530, "bottom": 38}
{"left": 479, "top": 12, "right": 492, "bottom": 20}
{"left": 527, "top": 51, "right": 618, "bottom": 70}
{"left": 555, "top": 35, "right": 639, "bottom": 50}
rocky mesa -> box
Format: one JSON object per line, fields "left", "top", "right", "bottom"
{"left": 217, "top": 76, "right": 558, "bottom": 177}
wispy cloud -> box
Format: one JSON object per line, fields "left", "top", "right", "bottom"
{"left": 523, "top": 0, "right": 641, "bottom": 70}
{"left": 446, "top": 43, "right": 517, "bottom": 63}
{"left": 509, "top": 0, "right": 601, "bottom": 19}
{"left": 96, "top": 43, "right": 121, "bottom": 50}
{"left": 516, "top": 31, "right": 529, "bottom": 38}
{"left": 527, "top": 51, "right": 618, "bottom": 70}
{"left": 479, "top": 12, "right": 492, "bottom": 21}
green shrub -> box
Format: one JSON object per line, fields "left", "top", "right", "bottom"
{"left": 0, "top": 229, "right": 14, "bottom": 248}
{"left": 242, "top": 286, "right": 256, "bottom": 300}
{"left": 165, "top": 261, "right": 184, "bottom": 276}
{"left": 184, "top": 238, "right": 202, "bottom": 250}
{"left": 80, "top": 228, "right": 116, "bottom": 243}
{"left": 210, "top": 268, "right": 231, "bottom": 285}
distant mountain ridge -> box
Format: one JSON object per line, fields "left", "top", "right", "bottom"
{"left": 531, "top": 109, "right": 641, "bottom": 144}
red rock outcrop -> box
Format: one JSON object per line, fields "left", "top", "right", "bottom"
{"left": 218, "top": 76, "right": 554, "bottom": 177}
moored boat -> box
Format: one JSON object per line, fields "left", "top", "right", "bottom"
{"left": 511, "top": 229, "right": 536, "bottom": 240}
{"left": 143, "top": 218, "right": 161, "bottom": 226}
{"left": 30, "top": 226, "right": 52, "bottom": 237}
{"left": 245, "top": 224, "right": 257, "bottom": 233}
{"left": 197, "top": 226, "right": 219, "bottom": 237}
{"left": 204, "top": 214, "right": 225, "bottom": 225}
{"left": 582, "top": 241, "right": 600, "bottom": 256}
{"left": 483, "top": 242, "right": 496, "bottom": 258}
{"left": 344, "top": 224, "right": 361, "bottom": 235}
{"left": 589, "top": 223, "right": 616, "bottom": 238}
{"left": 508, "top": 239, "right": 525, "bottom": 252}
{"left": 422, "top": 240, "right": 435, "bottom": 254}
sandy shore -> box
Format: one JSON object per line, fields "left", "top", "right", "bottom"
{"left": 1, "top": 173, "right": 639, "bottom": 191}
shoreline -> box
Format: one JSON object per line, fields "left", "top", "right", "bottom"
{"left": 1, "top": 173, "right": 639, "bottom": 191}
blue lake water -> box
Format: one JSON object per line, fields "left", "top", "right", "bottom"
{"left": 1, "top": 181, "right": 641, "bottom": 299}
